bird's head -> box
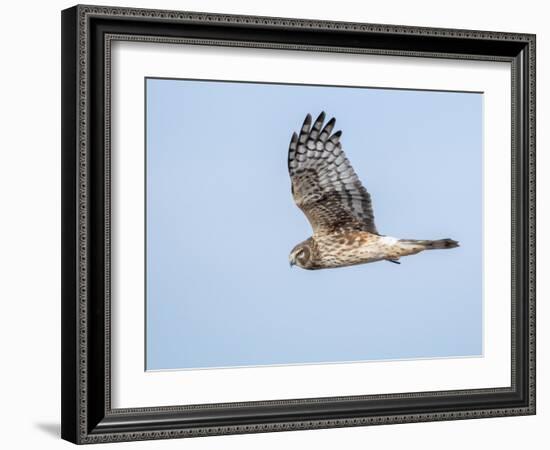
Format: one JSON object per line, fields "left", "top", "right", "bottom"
{"left": 289, "top": 240, "right": 314, "bottom": 269}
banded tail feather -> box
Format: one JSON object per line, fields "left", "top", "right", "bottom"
{"left": 399, "top": 238, "right": 459, "bottom": 250}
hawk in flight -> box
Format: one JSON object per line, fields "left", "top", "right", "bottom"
{"left": 288, "top": 112, "right": 459, "bottom": 270}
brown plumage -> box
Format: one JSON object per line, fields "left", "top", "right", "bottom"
{"left": 288, "top": 112, "right": 459, "bottom": 270}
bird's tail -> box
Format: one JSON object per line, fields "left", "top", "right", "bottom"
{"left": 399, "top": 238, "right": 459, "bottom": 250}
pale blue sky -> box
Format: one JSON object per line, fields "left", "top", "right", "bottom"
{"left": 145, "top": 78, "right": 483, "bottom": 370}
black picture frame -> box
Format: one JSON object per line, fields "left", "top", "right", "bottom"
{"left": 61, "top": 4, "right": 536, "bottom": 444}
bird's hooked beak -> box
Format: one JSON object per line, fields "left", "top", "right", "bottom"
{"left": 289, "top": 255, "right": 296, "bottom": 268}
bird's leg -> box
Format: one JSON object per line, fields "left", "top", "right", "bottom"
{"left": 387, "top": 259, "right": 401, "bottom": 265}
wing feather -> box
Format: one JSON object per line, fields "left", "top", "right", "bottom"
{"left": 288, "top": 112, "right": 378, "bottom": 235}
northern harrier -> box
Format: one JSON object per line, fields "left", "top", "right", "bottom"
{"left": 288, "top": 112, "right": 459, "bottom": 270}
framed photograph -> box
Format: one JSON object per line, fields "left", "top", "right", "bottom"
{"left": 61, "top": 4, "right": 536, "bottom": 444}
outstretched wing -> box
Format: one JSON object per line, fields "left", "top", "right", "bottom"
{"left": 288, "top": 112, "right": 378, "bottom": 235}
